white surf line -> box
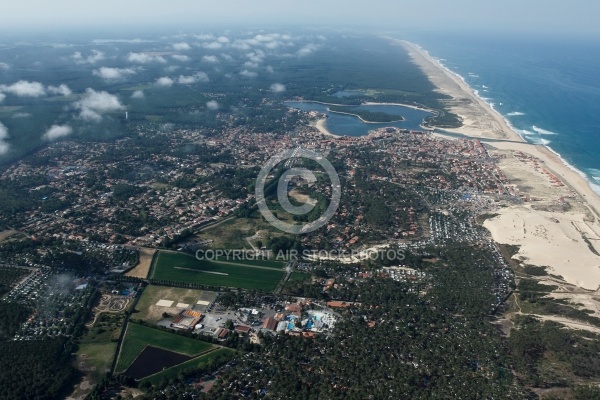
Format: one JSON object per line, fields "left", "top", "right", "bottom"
{"left": 173, "top": 267, "right": 229, "bottom": 276}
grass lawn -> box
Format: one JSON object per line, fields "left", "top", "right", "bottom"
{"left": 151, "top": 251, "right": 285, "bottom": 291}
{"left": 194, "top": 216, "right": 295, "bottom": 249}
{"left": 288, "top": 272, "right": 311, "bottom": 282}
{"left": 115, "top": 323, "right": 214, "bottom": 373}
{"left": 141, "top": 347, "right": 236, "bottom": 384}
{"left": 78, "top": 342, "right": 118, "bottom": 379}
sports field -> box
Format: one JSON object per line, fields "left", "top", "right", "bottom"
{"left": 151, "top": 251, "right": 286, "bottom": 291}
{"left": 115, "top": 322, "right": 215, "bottom": 374}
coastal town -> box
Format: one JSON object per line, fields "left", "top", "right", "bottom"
{"left": 0, "top": 23, "right": 599, "bottom": 399}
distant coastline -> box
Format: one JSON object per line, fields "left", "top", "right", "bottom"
{"left": 399, "top": 39, "right": 600, "bottom": 290}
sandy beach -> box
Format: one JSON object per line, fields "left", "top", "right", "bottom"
{"left": 312, "top": 118, "right": 337, "bottom": 137}
{"left": 399, "top": 40, "right": 600, "bottom": 290}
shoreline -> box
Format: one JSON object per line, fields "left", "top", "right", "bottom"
{"left": 400, "top": 39, "right": 600, "bottom": 218}
{"left": 313, "top": 118, "right": 337, "bottom": 137}
{"left": 399, "top": 40, "right": 525, "bottom": 143}
{"left": 398, "top": 39, "right": 600, "bottom": 289}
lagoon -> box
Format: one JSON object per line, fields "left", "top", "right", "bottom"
{"left": 286, "top": 101, "right": 431, "bottom": 136}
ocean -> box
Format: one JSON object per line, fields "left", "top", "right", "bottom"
{"left": 406, "top": 32, "right": 600, "bottom": 194}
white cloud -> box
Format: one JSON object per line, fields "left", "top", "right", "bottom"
{"left": 164, "top": 65, "right": 180, "bottom": 72}
{"left": 297, "top": 44, "right": 319, "bottom": 57}
{"left": 131, "top": 90, "right": 144, "bottom": 99}
{"left": 72, "top": 50, "right": 105, "bottom": 64}
{"left": 206, "top": 100, "right": 219, "bottom": 110}
{"left": 12, "top": 112, "right": 30, "bottom": 118}
{"left": 177, "top": 72, "right": 209, "bottom": 84}
{"left": 202, "top": 55, "right": 219, "bottom": 63}
{"left": 0, "top": 93, "right": 5, "bottom": 103}
{"left": 155, "top": 76, "right": 174, "bottom": 87}
{"left": 265, "top": 41, "right": 281, "bottom": 49}
{"left": 0, "top": 121, "right": 9, "bottom": 155}
{"left": 74, "top": 89, "right": 124, "bottom": 121}
{"left": 254, "top": 34, "right": 273, "bottom": 42}
{"left": 172, "top": 42, "right": 191, "bottom": 51}
{"left": 0, "top": 80, "right": 46, "bottom": 97}
{"left": 266, "top": 65, "right": 274, "bottom": 73}
{"left": 220, "top": 53, "right": 233, "bottom": 61}
{"left": 42, "top": 124, "right": 73, "bottom": 141}
{"left": 93, "top": 38, "right": 153, "bottom": 44}
{"left": 231, "top": 41, "right": 251, "bottom": 50}
{"left": 127, "top": 52, "right": 166, "bottom": 64}
{"left": 172, "top": 55, "right": 190, "bottom": 62}
{"left": 93, "top": 67, "right": 139, "bottom": 82}
{"left": 270, "top": 83, "right": 286, "bottom": 93}
{"left": 244, "top": 61, "right": 259, "bottom": 68}
{"left": 0, "top": 121, "right": 8, "bottom": 140}
{"left": 194, "top": 34, "right": 214, "bottom": 40}
{"left": 202, "top": 42, "right": 222, "bottom": 50}
{"left": 0, "top": 62, "right": 9, "bottom": 70}
{"left": 240, "top": 69, "right": 257, "bottom": 78}
{"left": 47, "top": 84, "right": 72, "bottom": 96}
{"left": 217, "top": 36, "right": 230, "bottom": 44}
{"left": 246, "top": 50, "right": 265, "bottom": 63}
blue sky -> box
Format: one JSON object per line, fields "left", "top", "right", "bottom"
{"left": 1, "top": 0, "right": 599, "bottom": 37}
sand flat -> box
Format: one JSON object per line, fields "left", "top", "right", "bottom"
{"left": 484, "top": 207, "right": 600, "bottom": 290}
{"left": 125, "top": 247, "right": 156, "bottom": 279}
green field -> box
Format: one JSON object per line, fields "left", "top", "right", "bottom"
{"left": 115, "top": 323, "right": 215, "bottom": 373}
{"left": 141, "top": 347, "right": 235, "bottom": 384}
{"left": 288, "top": 272, "right": 311, "bottom": 282}
{"left": 151, "top": 251, "right": 286, "bottom": 291}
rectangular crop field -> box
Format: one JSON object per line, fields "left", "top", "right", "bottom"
{"left": 151, "top": 251, "right": 285, "bottom": 291}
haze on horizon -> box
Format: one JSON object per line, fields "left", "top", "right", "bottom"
{"left": 1, "top": 0, "right": 599, "bottom": 37}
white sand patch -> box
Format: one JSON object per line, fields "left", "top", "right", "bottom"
{"left": 176, "top": 303, "right": 190, "bottom": 308}
{"left": 156, "top": 299, "right": 174, "bottom": 307}
{"left": 484, "top": 206, "right": 600, "bottom": 290}
{"left": 197, "top": 300, "right": 210, "bottom": 306}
